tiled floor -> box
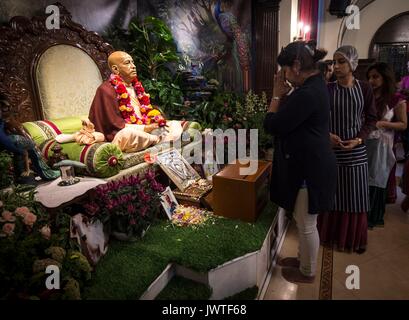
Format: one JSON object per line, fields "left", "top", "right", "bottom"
{"left": 263, "top": 165, "right": 409, "bottom": 300}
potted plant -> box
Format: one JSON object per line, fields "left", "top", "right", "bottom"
{"left": 85, "top": 170, "right": 165, "bottom": 241}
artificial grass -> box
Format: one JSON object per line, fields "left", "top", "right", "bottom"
{"left": 84, "top": 202, "right": 277, "bottom": 300}
{"left": 155, "top": 276, "right": 212, "bottom": 300}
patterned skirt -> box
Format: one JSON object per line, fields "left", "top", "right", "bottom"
{"left": 318, "top": 149, "right": 369, "bottom": 252}
{"left": 333, "top": 164, "right": 370, "bottom": 213}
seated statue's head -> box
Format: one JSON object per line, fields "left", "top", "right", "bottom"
{"left": 108, "top": 51, "right": 137, "bottom": 84}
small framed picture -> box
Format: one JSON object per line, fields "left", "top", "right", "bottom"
{"left": 156, "top": 148, "right": 201, "bottom": 191}
{"left": 160, "top": 186, "right": 179, "bottom": 220}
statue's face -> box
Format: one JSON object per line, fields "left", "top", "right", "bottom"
{"left": 112, "top": 53, "right": 137, "bottom": 83}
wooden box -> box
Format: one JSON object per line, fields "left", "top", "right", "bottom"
{"left": 172, "top": 179, "right": 213, "bottom": 208}
{"left": 212, "top": 160, "right": 272, "bottom": 222}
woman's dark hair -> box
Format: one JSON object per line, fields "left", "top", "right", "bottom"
{"left": 318, "top": 61, "right": 329, "bottom": 77}
{"left": 366, "top": 62, "right": 396, "bottom": 116}
{"left": 395, "top": 71, "right": 402, "bottom": 83}
{"left": 277, "top": 40, "right": 328, "bottom": 71}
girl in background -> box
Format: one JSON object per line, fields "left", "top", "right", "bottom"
{"left": 366, "top": 62, "right": 407, "bottom": 228}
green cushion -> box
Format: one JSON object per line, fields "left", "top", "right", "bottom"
{"left": 50, "top": 116, "right": 88, "bottom": 133}
{"left": 187, "top": 122, "right": 202, "bottom": 140}
{"left": 22, "top": 116, "right": 87, "bottom": 146}
{"left": 40, "top": 140, "right": 124, "bottom": 178}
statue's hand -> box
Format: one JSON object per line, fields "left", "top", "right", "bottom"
{"left": 144, "top": 123, "right": 160, "bottom": 133}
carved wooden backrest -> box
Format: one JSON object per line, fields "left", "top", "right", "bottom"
{"left": 0, "top": 2, "right": 114, "bottom": 123}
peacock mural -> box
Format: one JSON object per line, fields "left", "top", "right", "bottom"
{"left": 213, "top": 0, "right": 251, "bottom": 91}
{"left": 138, "top": 0, "right": 252, "bottom": 93}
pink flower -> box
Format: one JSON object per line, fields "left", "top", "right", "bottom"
{"left": 129, "top": 175, "right": 141, "bottom": 185}
{"left": 0, "top": 210, "right": 16, "bottom": 222}
{"left": 84, "top": 203, "right": 99, "bottom": 216}
{"left": 23, "top": 212, "right": 37, "bottom": 227}
{"left": 127, "top": 204, "right": 136, "bottom": 214}
{"left": 151, "top": 181, "right": 164, "bottom": 192}
{"left": 129, "top": 218, "right": 136, "bottom": 225}
{"left": 145, "top": 170, "right": 156, "bottom": 181}
{"left": 138, "top": 190, "right": 151, "bottom": 202}
{"left": 2, "top": 223, "right": 15, "bottom": 236}
{"left": 15, "top": 206, "right": 31, "bottom": 217}
{"left": 40, "top": 225, "right": 51, "bottom": 240}
{"left": 140, "top": 206, "right": 148, "bottom": 217}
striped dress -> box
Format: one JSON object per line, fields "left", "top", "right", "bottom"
{"left": 318, "top": 79, "right": 377, "bottom": 252}
{"left": 330, "top": 80, "right": 370, "bottom": 213}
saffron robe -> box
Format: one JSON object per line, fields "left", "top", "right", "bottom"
{"left": 89, "top": 80, "right": 183, "bottom": 153}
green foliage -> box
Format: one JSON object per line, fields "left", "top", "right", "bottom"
{"left": 142, "top": 75, "right": 184, "bottom": 119}
{"left": 63, "top": 251, "right": 92, "bottom": 286}
{"left": 183, "top": 90, "right": 271, "bottom": 151}
{"left": 0, "top": 150, "right": 13, "bottom": 189}
{"left": 128, "top": 16, "right": 179, "bottom": 80}
{"left": 127, "top": 16, "right": 184, "bottom": 117}
{"left": 184, "top": 92, "right": 242, "bottom": 130}
{"left": 0, "top": 187, "right": 91, "bottom": 299}
{"left": 62, "top": 278, "right": 81, "bottom": 300}
{"left": 236, "top": 91, "right": 271, "bottom": 150}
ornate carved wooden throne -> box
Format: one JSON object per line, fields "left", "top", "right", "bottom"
{"left": 0, "top": 2, "right": 113, "bottom": 122}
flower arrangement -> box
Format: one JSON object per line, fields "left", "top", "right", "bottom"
{"left": 85, "top": 170, "right": 165, "bottom": 239}
{"left": 171, "top": 205, "right": 211, "bottom": 227}
{"left": 110, "top": 73, "right": 166, "bottom": 126}
{"left": 0, "top": 187, "right": 91, "bottom": 299}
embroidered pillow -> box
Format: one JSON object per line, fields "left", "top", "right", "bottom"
{"left": 22, "top": 116, "right": 86, "bottom": 145}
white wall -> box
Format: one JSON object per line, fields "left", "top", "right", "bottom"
{"left": 278, "top": 0, "right": 294, "bottom": 51}
{"left": 342, "top": 0, "right": 409, "bottom": 58}
{"left": 318, "top": 0, "right": 409, "bottom": 59}
{"left": 318, "top": 0, "right": 345, "bottom": 57}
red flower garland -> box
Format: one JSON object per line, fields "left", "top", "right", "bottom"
{"left": 109, "top": 74, "right": 166, "bottom": 126}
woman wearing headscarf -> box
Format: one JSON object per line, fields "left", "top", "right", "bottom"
{"left": 317, "top": 46, "right": 377, "bottom": 253}
{"left": 264, "top": 40, "right": 337, "bottom": 283}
